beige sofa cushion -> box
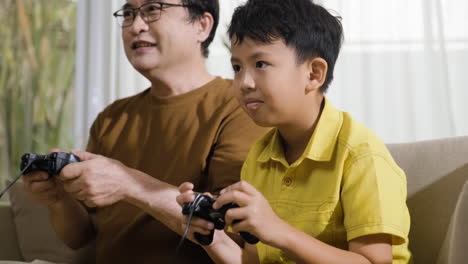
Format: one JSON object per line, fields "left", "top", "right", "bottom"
{"left": 388, "top": 136, "right": 468, "bottom": 264}
{"left": 0, "top": 201, "right": 22, "bottom": 260}
{"left": 8, "top": 181, "right": 94, "bottom": 264}
{"left": 0, "top": 261, "right": 55, "bottom": 264}
{"left": 437, "top": 180, "right": 468, "bottom": 264}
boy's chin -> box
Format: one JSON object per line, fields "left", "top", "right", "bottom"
{"left": 251, "top": 118, "right": 274, "bottom": 128}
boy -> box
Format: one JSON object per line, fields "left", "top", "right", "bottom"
{"left": 177, "top": 0, "right": 412, "bottom": 263}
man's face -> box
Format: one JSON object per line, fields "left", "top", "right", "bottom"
{"left": 230, "top": 37, "right": 311, "bottom": 127}
{"left": 120, "top": 0, "right": 200, "bottom": 73}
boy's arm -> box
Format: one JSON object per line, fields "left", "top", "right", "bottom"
{"left": 274, "top": 224, "right": 392, "bottom": 264}
{"left": 203, "top": 232, "right": 259, "bottom": 264}
{"left": 176, "top": 182, "right": 259, "bottom": 264}
{"left": 214, "top": 181, "right": 392, "bottom": 264}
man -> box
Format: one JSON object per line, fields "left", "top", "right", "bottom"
{"left": 22, "top": 0, "right": 266, "bottom": 263}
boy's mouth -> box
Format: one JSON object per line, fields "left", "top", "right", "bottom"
{"left": 244, "top": 98, "right": 264, "bottom": 110}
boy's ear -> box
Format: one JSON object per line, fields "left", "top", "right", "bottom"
{"left": 305, "top": 57, "right": 328, "bottom": 93}
{"left": 195, "top": 12, "right": 214, "bottom": 43}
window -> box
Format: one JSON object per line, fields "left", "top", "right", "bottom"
{"left": 0, "top": 0, "right": 77, "bottom": 195}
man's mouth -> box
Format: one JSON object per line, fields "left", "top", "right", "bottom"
{"left": 132, "top": 41, "right": 157, "bottom": 50}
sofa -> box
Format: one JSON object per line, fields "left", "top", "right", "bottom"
{"left": 0, "top": 182, "right": 95, "bottom": 264}
{"left": 0, "top": 136, "right": 467, "bottom": 263}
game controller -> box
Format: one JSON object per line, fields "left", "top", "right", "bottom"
{"left": 20, "top": 152, "right": 80, "bottom": 177}
{"left": 182, "top": 193, "right": 259, "bottom": 245}
{"left": 0, "top": 152, "right": 81, "bottom": 199}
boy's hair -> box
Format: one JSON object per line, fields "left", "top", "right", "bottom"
{"left": 182, "top": 0, "right": 219, "bottom": 58}
{"left": 228, "top": 0, "right": 343, "bottom": 93}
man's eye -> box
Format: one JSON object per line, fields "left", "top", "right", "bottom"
{"left": 256, "top": 61, "right": 268, "bottom": 69}
{"left": 232, "top": 65, "right": 241, "bottom": 73}
{"left": 122, "top": 9, "right": 133, "bottom": 18}
{"left": 144, "top": 4, "right": 161, "bottom": 13}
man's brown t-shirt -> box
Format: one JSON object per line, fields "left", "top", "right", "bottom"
{"left": 86, "top": 77, "right": 267, "bottom": 263}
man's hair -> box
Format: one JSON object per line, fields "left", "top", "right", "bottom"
{"left": 182, "top": 0, "right": 219, "bottom": 58}
{"left": 228, "top": 0, "right": 343, "bottom": 93}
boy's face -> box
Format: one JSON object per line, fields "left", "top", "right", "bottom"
{"left": 231, "top": 37, "right": 312, "bottom": 127}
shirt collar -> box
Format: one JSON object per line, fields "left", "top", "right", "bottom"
{"left": 257, "top": 97, "right": 343, "bottom": 165}
{"left": 302, "top": 97, "right": 343, "bottom": 162}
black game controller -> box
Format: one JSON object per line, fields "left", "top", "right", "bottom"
{"left": 0, "top": 152, "right": 81, "bottom": 199}
{"left": 182, "top": 193, "right": 259, "bottom": 245}
{"left": 20, "top": 152, "right": 80, "bottom": 177}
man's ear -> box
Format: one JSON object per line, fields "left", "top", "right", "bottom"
{"left": 195, "top": 12, "right": 214, "bottom": 43}
{"left": 305, "top": 57, "right": 328, "bottom": 93}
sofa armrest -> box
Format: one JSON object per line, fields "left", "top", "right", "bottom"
{"left": 437, "top": 181, "right": 468, "bottom": 264}
{"left": 0, "top": 201, "right": 23, "bottom": 261}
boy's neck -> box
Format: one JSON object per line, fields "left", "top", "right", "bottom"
{"left": 279, "top": 96, "right": 325, "bottom": 165}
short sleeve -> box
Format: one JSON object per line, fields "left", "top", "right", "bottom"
{"left": 85, "top": 110, "right": 107, "bottom": 155}
{"left": 85, "top": 121, "right": 100, "bottom": 154}
{"left": 341, "top": 153, "right": 410, "bottom": 245}
{"left": 204, "top": 105, "right": 268, "bottom": 194}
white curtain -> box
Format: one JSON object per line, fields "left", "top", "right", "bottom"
{"left": 75, "top": 0, "right": 149, "bottom": 149}
{"left": 321, "top": 0, "right": 468, "bottom": 143}
{"left": 75, "top": 0, "right": 468, "bottom": 147}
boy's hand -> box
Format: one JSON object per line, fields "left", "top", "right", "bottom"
{"left": 176, "top": 182, "right": 217, "bottom": 245}
{"left": 213, "top": 181, "right": 286, "bottom": 245}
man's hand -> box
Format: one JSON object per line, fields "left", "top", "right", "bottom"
{"left": 59, "top": 151, "right": 135, "bottom": 208}
{"left": 213, "top": 181, "right": 286, "bottom": 245}
{"left": 23, "top": 171, "right": 66, "bottom": 207}
{"left": 22, "top": 149, "right": 66, "bottom": 207}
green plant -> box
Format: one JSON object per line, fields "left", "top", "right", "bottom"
{"left": 0, "top": 0, "right": 76, "bottom": 195}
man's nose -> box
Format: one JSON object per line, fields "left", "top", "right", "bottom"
{"left": 130, "top": 13, "right": 149, "bottom": 34}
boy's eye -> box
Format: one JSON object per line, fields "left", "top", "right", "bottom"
{"left": 256, "top": 61, "right": 269, "bottom": 69}
{"left": 232, "top": 64, "right": 241, "bottom": 73}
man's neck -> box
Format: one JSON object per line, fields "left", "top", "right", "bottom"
{"left": 145, "top": 57, "right": 215, "bottom": 98}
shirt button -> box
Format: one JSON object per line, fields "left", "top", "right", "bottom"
{"left": 282, "top": 177, "right": 292, "bottom": 186}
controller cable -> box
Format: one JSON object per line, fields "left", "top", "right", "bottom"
{"left": 172, "top": 202, "right": 196, "bottom": 264}
{"left": 0, "top": 161, "right": 33, "bottom": 199}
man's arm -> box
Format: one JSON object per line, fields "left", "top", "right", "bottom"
{"left": 48, "top": 194, "right": 95, "bottom": 249}
{"left": 22, "top": 169, "right": 95, "bottom": 249}
{"left": 56, "top": 150, "right": 209, "bottom": 237}
{"left": 121, "top": 168, "right": 188, "bottom": 234}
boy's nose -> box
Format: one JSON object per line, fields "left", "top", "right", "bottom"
{"left": 239, "top": 73, "right": 255, "bottom": 91}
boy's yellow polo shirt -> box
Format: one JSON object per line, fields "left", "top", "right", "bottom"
{"left": 241, "top": 98, "right": 412, "bottom": 263}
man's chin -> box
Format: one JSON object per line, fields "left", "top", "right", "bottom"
{"left": 132, "top": 62, "right": 160, "bottom": 73}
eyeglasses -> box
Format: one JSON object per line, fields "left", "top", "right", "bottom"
{"left": 113, "top": 1, "right": 195, "bottom": 28}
